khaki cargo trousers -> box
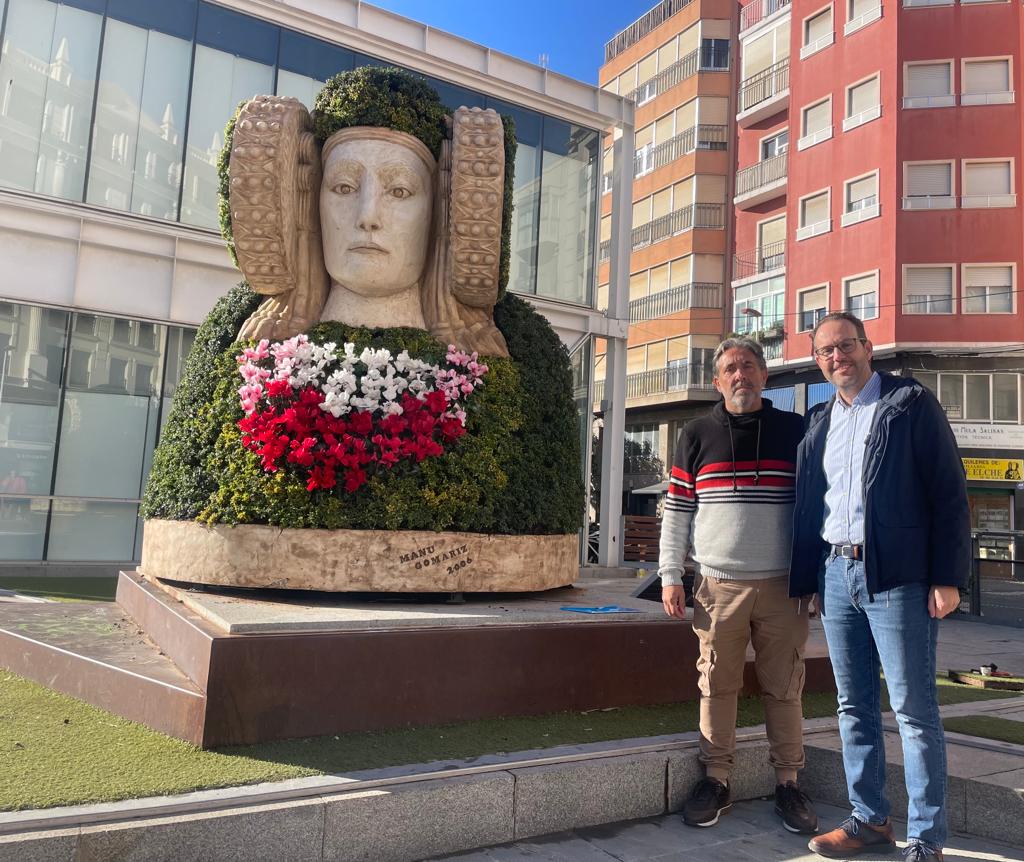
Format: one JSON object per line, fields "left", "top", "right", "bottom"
{"left": 692, "top": 572, "right": 810, "bottom": 784}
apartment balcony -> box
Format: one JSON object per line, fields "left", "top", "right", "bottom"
{"left": 634, "top": 125, "right": 728, "bottom": 178}
{"left": 732, "top": 240, "right": 785, "bottom": 282}
{"left": 733, "top": 152, "right": 787, "bottom": 209}
{"left": 629, "top": 282, "right": 723, "bottom": 321}
{"left": 624, "top": 44, "right": 731, "bottom": 106}
{"left": 737, "top": 60, "right": 790, "bottom": 126}
{"left": 594, "top": 365, "right": 717, "bottom": 406}
{"left": 740, "top": 0, "right": 792, "bottom": 35}
{"left": 600, "top": 203, "right": 726, "bottom": 261}
{"left": 605, "top": 0, "right": 696, "bottom": 62}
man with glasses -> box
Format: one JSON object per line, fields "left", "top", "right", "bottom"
{"left": 660, "top": 337, "right": 816, "bottom": 835}
{"left": 791, "top": 312, "right": 969, "bottom": 862}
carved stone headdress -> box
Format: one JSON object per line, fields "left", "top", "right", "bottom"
{"left": 222, "top": 66, "right": 511, "bottom": 357}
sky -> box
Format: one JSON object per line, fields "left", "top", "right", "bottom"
{"left": 366, "top": 0, "right": 660, "bottom": 84}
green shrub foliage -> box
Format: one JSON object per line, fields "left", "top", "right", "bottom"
{"left": 142, "top": 292, "right": 582, "bottom": 535}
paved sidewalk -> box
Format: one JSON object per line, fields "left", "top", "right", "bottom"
{"left": 440, "top": 800, "right": 1024, "bottom": 861}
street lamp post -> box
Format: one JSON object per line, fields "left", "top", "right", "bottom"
{"left": 739, "top": 306, "right": 763, "bottom": 342}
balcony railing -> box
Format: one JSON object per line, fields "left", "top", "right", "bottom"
{"left": 733, "top": 239, "right": 786, "bottom": 280}
{"left": 738, "top": 59, "right": 789, "bottom": 114}
{"left": 600, "top": 203, "right": 726, "bottom": 261}
{"left": 605, "top": 0, "right": 696, "bottom": 61}
{"left": 740, "top": 0, "right": 792, "bottom": 33}
{"left": 634, "top": 124, "right": 728, "bottom": 177}
{"left": 624, "top": 45, "right": 731, "bottom": 105}
{"left": 734, "top": 152, "right": 788, "bottom": 199}
{"left": 594, "top": 365, "right": 716, "bottom": 403}
{"left": 629, "top": 282, "right": 723, "bottom": 321}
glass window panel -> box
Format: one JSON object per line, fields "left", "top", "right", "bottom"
{"left": 965, "top": 375, "right": 991, "bottom": 421}
{"left": 180, "top": 45, "right": 274, "bottom": 228}
{"left": 278, "top": 29, "right": 354, "bottom": 82}
{"left": 54, "top": 313, "right": 164, "bottom": 499}
{"left": 0, "top": 0, "right": 103, "bottom": 199}
{"left": 275, "top": 69, "right": 322, "bottom": 111}
{"left": 939, "top": 373, "right": 964, "bottom": 419}
{"left": 195, "top": 2, "right": 278, "bottom": 65}
{"left": 915, "top": 371, "right": 938, "bottom": 396}
{"left": 488, "top": 98, "right": 542, "bottom": 297}
{"left": 0, "top": 496, "right": 47, "bottom": 561}
{"left": 0, "top": 303, "right": 67, "bottom": 498}
{"left": 994, "top": 374, "right": 1018, "bottom": 422}
{"left": 47, "top": 499, "right": 139, "bottom": 560}
{"left": 87, "top": 20, "right": 191, "bottom": 220}
{"left": 426, "top": 77, "right": 485, "bottom": 111}
{"left": 105, "top": 0, "right": 196, "bottom": 41}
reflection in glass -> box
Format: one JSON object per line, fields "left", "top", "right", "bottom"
{"left": 54, "top": 313, "right": 164, "bottom": 500}
{"left": 0, "top": 0, "right": 102, "bottom": 198}
{"left": 87, "top": 19, "right": 191, "bottom": 219}
{"left": 180, "top": 46, "right": 273, "bottom": 228}
{"left": 488, "top": 98, "right": 542, "bottom": 297}
{"left": 0, "top": 304, "right": 67, "bottom": 496}
{"left": 536, "top": 118, "right": 599, "bottom": 304}
{"left": 47, "top": 499, "right": 139, "bottom": 561}
{"left": 276, "top": 69, "right": 322, "bottom": 110}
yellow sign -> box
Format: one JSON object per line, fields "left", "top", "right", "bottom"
{"left": 963, "top": 458, "right": 1024, "bottom": 482}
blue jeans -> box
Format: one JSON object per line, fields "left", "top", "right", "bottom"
{"left": 819, "top": 554, "right": 946, "bottom": 848}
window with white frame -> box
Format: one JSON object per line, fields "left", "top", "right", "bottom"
{"left": 903, "top": 162, "right": 955, "bottom": 209}
{"left": 843, "top": 173, "right": 880, "bottom": 225}
{"left": 962, "top": 159, "right": 1014, "bottom": 208}
{"left": 962, "top": 58, "right": 1014, "bottom": 105}
{"left": 634, "top": 124, "right": 655, "bottom": 176}
{"left": 797, "top": 190, "right": 831, "bottom": 240}
{"left": 761, "top": 130, "right": 788, "bottom": 160}
{"left": 903, "top": 62, "right": 954, "bottom": 109}
{"left": 734, "top": 275, "right": 785, "bottom": 332}
{"left": 798, "top": 285, "right": 828, "bottom": 331}
{"left": 845, "top": 75, "right": 880, "bottom": 130}
{"left": 845, "top": 272, "right": 878, "bottom": 319}
{"left": 904, "top": 266, "right": 954, "bottom": 314}
{"left": 846, "top": 0, "right": 882, "bottom": 35}
{"left": 799, "top": 98, "right": 832, "bottom": 150}
{"left": 801, "top": 8, "right": 834, "bottom": 59}
{"left": 757, "top": 216, "right": 787, "bottom": 271}
{"left": 919, "top": 372, "right": 1021, "bottom": 423}
{"left": 963, "top": 265, "right": 1013, "bottom": 313}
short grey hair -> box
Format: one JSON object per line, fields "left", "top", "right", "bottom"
{"left": 713, "top": 337, "right": 766, "bottom": 375}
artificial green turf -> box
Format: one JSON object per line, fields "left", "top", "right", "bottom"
{"left": 0, "top": 671, "right": 1016, "bottom": 812}
{"left": 944, "top": 714, "right": 1024, "bottom": 746}
{"left": 0, "top": 577, "right": 117, "bottom": 602}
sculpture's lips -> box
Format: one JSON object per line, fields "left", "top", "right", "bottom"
{"left": 349, "top": 242, "right": 388, "bottom": 254}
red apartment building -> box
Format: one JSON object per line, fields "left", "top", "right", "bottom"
{"left": 734, "top": 0, "right": 1024, "bottom": 542}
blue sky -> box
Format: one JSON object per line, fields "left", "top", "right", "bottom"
{"left": 367, "top": 0, "right": 659, "bottom": 84}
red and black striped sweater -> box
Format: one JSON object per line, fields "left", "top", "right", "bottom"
{"left": 658, "top": 398, "right": 804, "bottom": 586}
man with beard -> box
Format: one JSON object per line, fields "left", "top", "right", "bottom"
{"left": 791, "top": 312, "right": 968, "bottom": 862}
{"left": 659, "top": 337, "right": 816, "bottom": 834}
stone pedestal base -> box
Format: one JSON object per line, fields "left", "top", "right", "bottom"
{"left": 140, "top": 519, "right": 577, "bottom": 592}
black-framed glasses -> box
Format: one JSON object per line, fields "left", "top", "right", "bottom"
{"left": 813, "top": 337, "right": 866, "bottom": 358}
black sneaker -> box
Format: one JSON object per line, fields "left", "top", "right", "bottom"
{"left": 682, "top": 777, "right": 732, "bottom": 827}
{"left": 774, "top": 781, "right": 818, "bottom": 834}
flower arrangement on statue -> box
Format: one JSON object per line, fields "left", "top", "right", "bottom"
{"left": 235, "top": 335, "right": 488, "bottom": 493}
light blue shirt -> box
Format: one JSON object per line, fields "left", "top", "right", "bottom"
{"left": 822, "top": 372, "right": 881, "bottom": 545}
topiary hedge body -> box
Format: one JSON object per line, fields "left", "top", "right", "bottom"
{"left": 141, "top": 286, "right": 582, "bottom": 535}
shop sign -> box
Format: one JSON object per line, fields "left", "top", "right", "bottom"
{"left": 953, "top": 423, "right": 1024, "bottom": 450}
{"left": 963, "top": 457, "right": 1024, "bottom": 482}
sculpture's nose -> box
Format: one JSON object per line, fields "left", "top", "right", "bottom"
{"left": 356, "top": 185, "right": 382, "bottom": 233}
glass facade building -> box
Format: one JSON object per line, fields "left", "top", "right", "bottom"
{"left": 0, "top": 0, "right": 617, "bottom": 566}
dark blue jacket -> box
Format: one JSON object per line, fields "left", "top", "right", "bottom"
{"left": 789, "top": 372, "right": 970, "bottom": 603}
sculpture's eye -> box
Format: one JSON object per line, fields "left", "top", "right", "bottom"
{"left": 390, "top": 187, "right": 412, "bottom": 200}
{"left": 333, "top": 183, "right": 356, "bottom": 195}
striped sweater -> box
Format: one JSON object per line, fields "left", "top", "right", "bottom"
{"left": 658, "top": 398, "right": 804, "bottom": 586}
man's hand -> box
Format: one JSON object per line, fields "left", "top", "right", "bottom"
{"left": 662, "top": 585, "right": 687, "bottom": 620}
{"left": 806, "top": 593, "right": 820, "bottom": 619}
{"left": 929, "top": 585, "right": 961, "bottom": 619}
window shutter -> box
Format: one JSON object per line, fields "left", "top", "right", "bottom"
{"left": 658, "top": 39, "right": 678, "bottom": 71}
{"left": 637, "top": 51, "right": 658, "bottom": 83}
{"left": 965, "top": 266, "right": 1012, "bottom": 288}
{"left": 698, "top": 96, "right": 728, "bottom": 125}
{"left": 806, "top": 9, "right": 832, "bottom": 43}
{"left": 652, "top": 189, "right": 672, "bottom": 219}
{"left": 847, "top": 273, "right": 877, "bottom": 297}
{"left": 906, "top": 164, "right": 951, "bottom": 196}
{"left": 965, "top": 162, "right": 1011, "bottom": 196}
{"left": 963, "top": 60, "right": 1010, "bottom": 96}
{"left": 906, "top": 63, "right": 951, "bottom": 98}
{"left": 629, "top": 272, "right": 648, "bottom": 298}
{"left": 759, "top": 216, "right": 786, "bottom": 247}
{"left": 742, "top": 30, "right": 774, "bottom": 79}
{"left": 627, "top": 346, "right": 646, "bottom": 375}
{"left": 850, "top": 0, "right": 878, "bottom": 18}
{"left": 675, "top": 100, "right": 697, "bottom": 132}
{"left": 655, "top": 114, "right": 674, "bottom": 144}
{"left": 801, "top": 286, "right": 827, "bottom": 311}
{"left": 633, "top": 197, "right": 652, "bottom": 227}
{"left": 635, "top": 124, "right": 654, "bottom": 150}
{"left": 804, "top": 100, "right": 831, "bottom": 134}
{"left": 619, "top": 65, "right": 638, "bottom": 94}
{"left": 600, "top": 215, "right": 611, "bottom": 243}
{"left": 802, "top": 192, "right": 830, "bottom": 226}
{"left": 849, "top": 77, "right": 879, "bottom": 116}
{"left": 602, "top": 148, "right": 613, "bottom": 175}
{"left": 673, "top": 177, "right": 693, "bottom": 206}
{"left": 671, "top": 255, "right": 693, "bottom": 286}
{"left": 906, "top": 267, "right": 953, "bottom": 296}
{"left": 679, "top": 25, "right": 699, "bottom": 57}
{"left": 696, "top": 174, "right": 727, "bottom": 203}
{"left": 650, "top": 263, "right": 670, "bottom": 293}
{"left": 848, "top": 175, "right": 877, "bottom": 206}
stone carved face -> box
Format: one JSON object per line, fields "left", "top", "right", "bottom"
{"left": 319, "top": 134, "right": 434, "bottom": 297}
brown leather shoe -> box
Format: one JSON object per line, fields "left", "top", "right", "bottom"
{"left": 808, "top": 816, "right": 897, "bottom": 858}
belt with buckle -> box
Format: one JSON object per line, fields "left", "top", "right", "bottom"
{"left": 832, "top": 543, "right": 863, "bottom": 560}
